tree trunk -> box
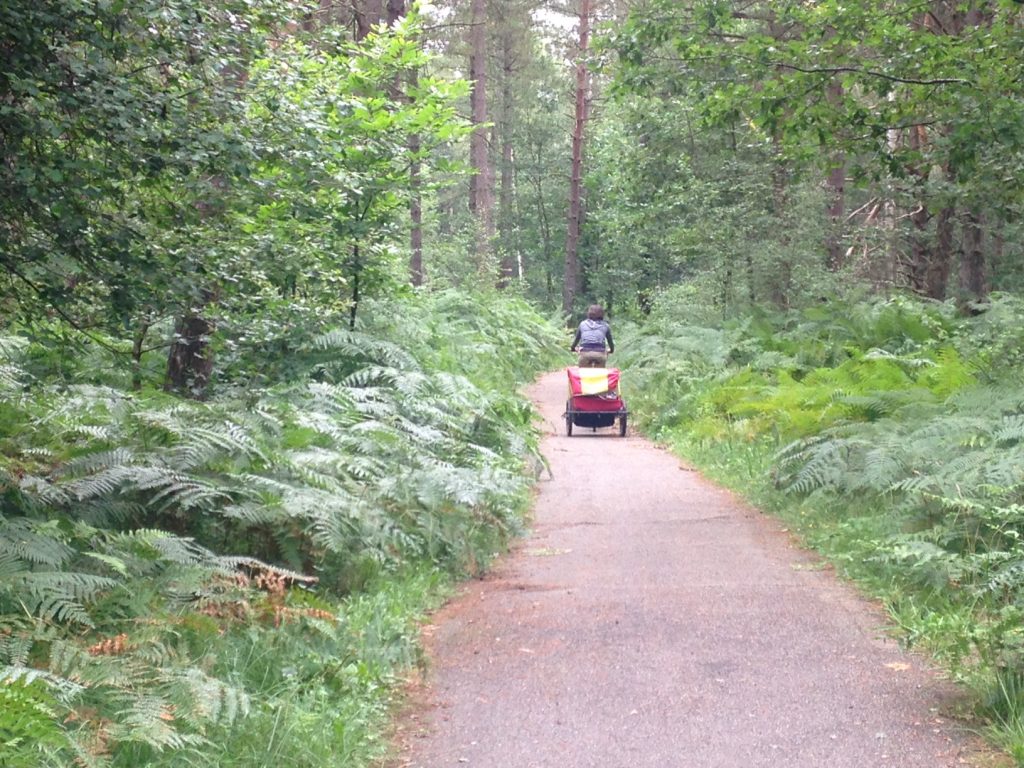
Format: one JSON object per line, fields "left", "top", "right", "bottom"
{"left": 409, "top": 128, "right": 424, "bottom": 286}
{"left": 943, "top": 6, "right": 988, "bottom": 299}
{"left": 959, "top": 209, "right": 987, "bottom": 305}
{"left": 497, "top": 153, "right": 515, "bottom": 285}
{"left": 906, "top": 201, "right": 933, "bottom": 295}
{"left": 746, "top": 252, "right": 756, "bottom": 305}
{"left": 385, "top": 0, "right": 404, "bottom": 26}
{"left": 562, "top": 0, "right": 591, "bottom": 319}
{"left": 511, "top": 159, "right": 526, "bottom": 282}
{"left": 768, "top": 140, "right": 792, "bottom": 309}
{"left": 903, "top": 3, "right": 979, "bottom": 300}
{"left": 438, "top": 192, "right": 455, "bottom": 236}
{"left": 349, "top": 243, "right": 361, "bottom": 330}
{"left": 131, "top": 320, "right": 150, "bottom": 392}
{"left": 825, "top": 157, "right": 846, "bottom": 270}
{"left": 720, "top": 267, "right": 733, "bottom": 316}
{"left": 824, "top": 83, "right": 846, "bottom": 271}
{"left": 904, "top": 125, "right": 941, "bottom": 296}
{"left": 167, "top": 175, "right": 224, "bottom": 397}
{"left": 352, "top": 0, "right": 383, "bottom": 39}
{"left": 497, "top": 30, "right": 517, "bottom": 288}
{"left": 165, "top": 294, "right": 215, "bottom": 398}
{"left": 468, "top": 0, "right": 494, "bottom": 270}
{"left": 926, "top": 204, "right": 955, "bottom": 299}
{"left": 881, "top": 93, "right": 903, "bottom": 291}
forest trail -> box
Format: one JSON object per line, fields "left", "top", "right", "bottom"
{"left": 392, "top": 369, "right": 981, "bottom": 768}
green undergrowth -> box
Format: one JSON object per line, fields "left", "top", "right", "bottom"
{"left": 619, "top": 291, "right": 1024, "bottom": 764}
{"left": 0, "top": 290, "right": 563, "bottom": 767}
{"left": 111, "top": 565, "right": 451, "bottom": 768}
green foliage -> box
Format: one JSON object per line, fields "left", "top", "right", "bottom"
{"left": 365, "top": 289, "right": 564, "bottom": 389}
{"left": 2, "top": 2, "right": 474, "bottom": 395}
{"left": 1, "top": 0, "right": 289, "bottom": 329}
{"left": 235, "top": 19, "right": 472, "bottom": 332}
{"left": 583, "top": 93, "right": 834, "bottom": 314}
{"left": 2, "top": 0, "right": 562, "bottom": 763}
{"left": 109, "top": 565, "right": 449, "bottom": 768}
{"left": 0, "top": 675, "right": 67, "bottom": 767}
{"left": 0, "top": 289, "right": 560, "bottom": 766}
{"left": 591, "top": 0, "right": 1024, "bottom": 311}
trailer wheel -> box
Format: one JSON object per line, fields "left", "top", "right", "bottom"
{"left": 565, "top": 401, "right": 574, "bottom": 436}
{"left": 619, "top": 414, "right": 627, "bottom": 436}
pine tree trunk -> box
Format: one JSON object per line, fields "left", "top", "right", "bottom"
{"left": 769, "top": 139, "right": 792, "bottom": 309}
{"left": 824, "top": 83, "right": 846, "bottom": 272}
{"left": 818, "top": 51, "right": 845, "bottom": 271}
{"left": 907, "top": 201, "right": 933, "bottom": 295}
{"left": 959, "top": 209, "right": 988, "bottom": 305}
{"left": 468, "top": 0, "right": 494, "bottom": 270}
{"left": 825, "top": 157, "right": 846, "bottom": 270}
{"left": 905, "top": 125, "right": 938, "bottom": 296}
{"left": 882, "top": 94, "right": 902, "bottom": 290}
{"left": 409, "top": 128, "right": 424, "bottom": 286}
{"left": 562, "top": 0, "right": 590, "bottom": 318}
{"left": 497, "top": 31, "right": 517, "bottom": 288}
{"left": 926, "top": 204, "right": 955, "bottom": 299}
{"left": 720, "top": 267, "right": 733, "bottom": 315}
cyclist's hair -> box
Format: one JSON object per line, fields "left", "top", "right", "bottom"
{"left": 586, "top": 304, "right": 604, "bottom": 320}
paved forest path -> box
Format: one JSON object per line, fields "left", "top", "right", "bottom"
{"left": 392, "top": 370, "right": 983, "bottom": 768}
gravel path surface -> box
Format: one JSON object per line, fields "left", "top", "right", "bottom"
{"left": 392, "top": 369, "right": 984, "bottom": 768}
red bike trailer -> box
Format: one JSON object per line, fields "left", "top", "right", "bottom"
{"left": 564, "top": 366, "right": 628, "bottom": 437}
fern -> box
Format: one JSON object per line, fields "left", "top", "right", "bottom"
{"left": 9, "top": 572, "right": 118, "bottom": 626}
{"left": 0, "top": 518, "right": 74, "bottom": 566}
{"left": 776, "top": 435, "right": 857, "bottom": 494}
{"left": 0, "top": 290, "right": 560, "bottom": 765}
{"left": 0, "top": 336, "right": 28, "bottom": 378}
{"left": 993, "top": 415, "right": 1024, "bottom": 447}
{"left": 109, "top": 694, "right": 207, "bottom": 751}
{"left": 983, "top": 558, "right": 1024, "bottom": 600}
{"left": 0, "top": 675, "right": 67, "bottom": 766}
{"left": 1, "top": 666, "right": 84, "bottom": 703}
{"left": 310, "top": 329, "right": 418, "bottom": 374}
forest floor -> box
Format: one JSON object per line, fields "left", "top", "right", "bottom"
{"left": 388, "top": 369, "right": 1004, "bottom": 768}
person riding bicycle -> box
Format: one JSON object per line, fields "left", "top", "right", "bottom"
{"left": 570, "top": 304, "right": 614, "bottom": 367}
